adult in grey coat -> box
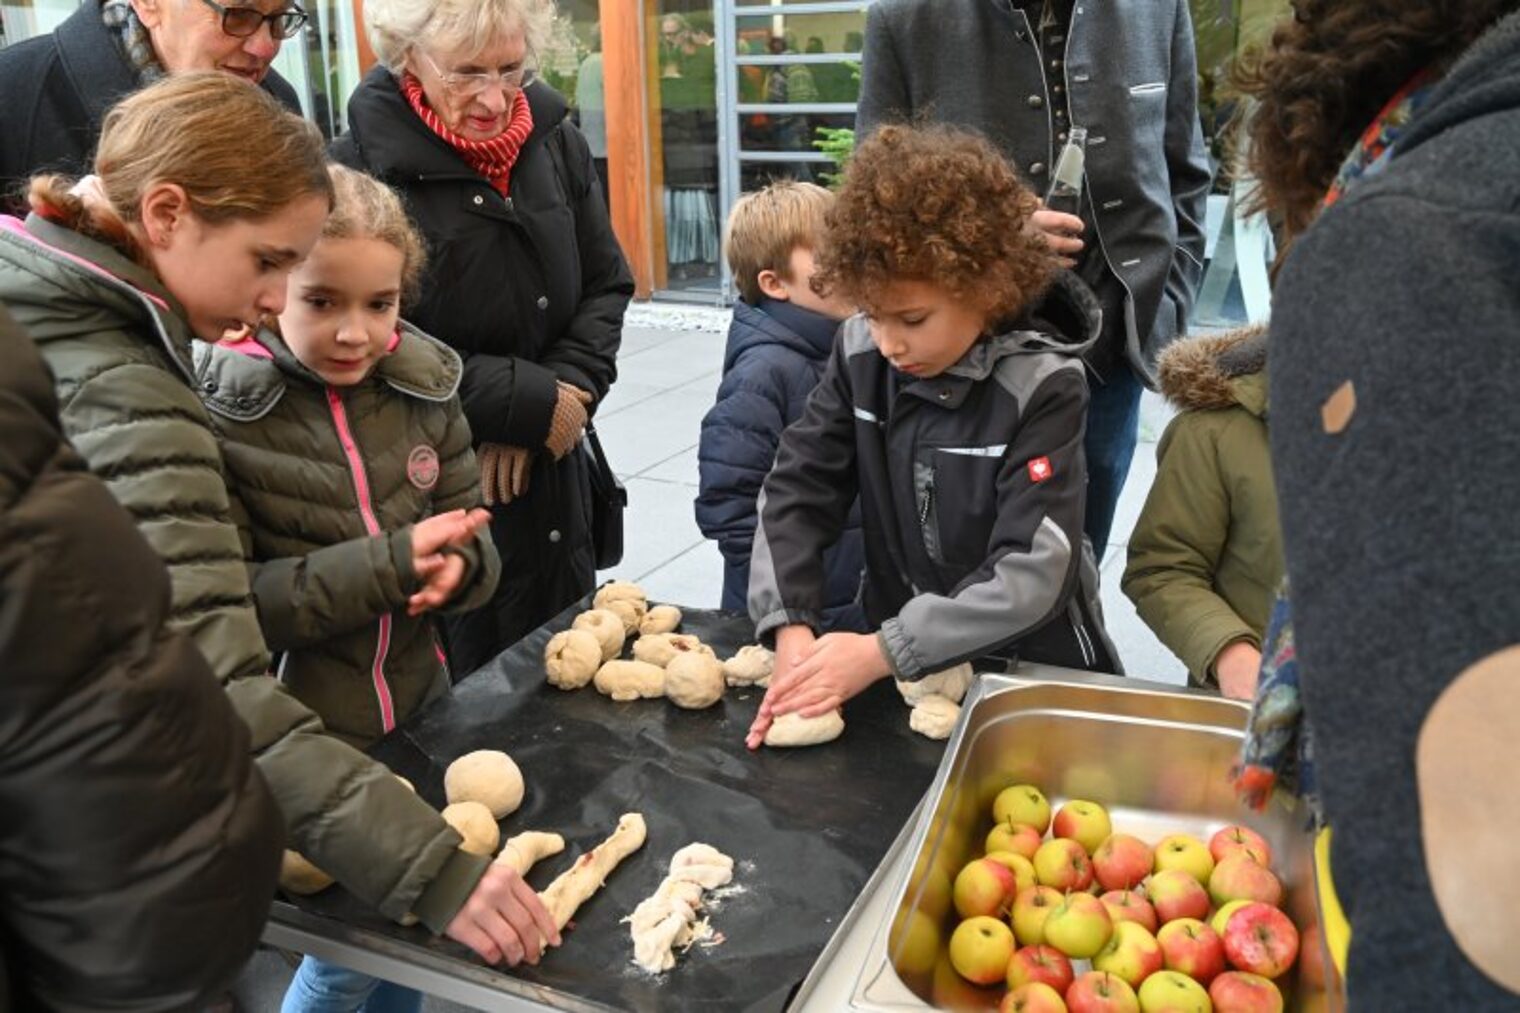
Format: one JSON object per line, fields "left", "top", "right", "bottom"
{"left": 857, "top": 0, "right": 1213, "bottom": 557}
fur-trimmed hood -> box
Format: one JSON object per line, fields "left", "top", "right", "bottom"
{"left": 1156, "top": 324, "right": 1269, "bottom": 416}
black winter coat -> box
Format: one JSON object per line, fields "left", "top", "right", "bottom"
{"left": 0, "top": 3, "right": 301, "bottom": 211}
{"left": 0, "top": 306, "right": 282, "bottom": 1011}
{"left": 333, "top": 68, "right": 633, "bottom": 673}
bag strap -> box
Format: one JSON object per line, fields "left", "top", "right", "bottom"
{"left": 584, "top": 422, "right": 622, "bottom": 495}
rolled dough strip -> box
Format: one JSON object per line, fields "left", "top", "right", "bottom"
{"left": 539, "top": 813, "right": 647, "bottom": 931}
{"left": 493, "top": 830, "right": 566, "bottom": 875}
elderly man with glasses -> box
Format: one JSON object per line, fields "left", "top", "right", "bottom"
{"left": 0, "top": 0, "right": 308, "bottom": 208}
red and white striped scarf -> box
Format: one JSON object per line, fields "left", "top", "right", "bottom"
{"left": 400, "top": 72, "right": 534, "bottom": 196}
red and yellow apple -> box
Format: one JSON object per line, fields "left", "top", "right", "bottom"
{"left": 987, "top": 851, "right": 1039, "bottom": 895}
{"left": 1034, "top": 838, "right": 1095, "bottom": 892}
{"left": 1042, "top": 892, "right": 1114, "bottom": 959}
{"left": 989, "top": 819, "right": 1045, "bottom": 861}
{"left": 1093, "top": 834, "right": 1155, "bottom": 891}
{"left": 994, "top": 784, "right": 1053, "bottom": 835}
{"left": 1137, "top": 970, "right": 1212, "bottom": 1013}
{"left": 1053, "top": 800, "right": 1113, "bottom": 855}
{"left": 955, "top": 857, "right": 1020, "bottom": 919}
{"left": 1147, "top": 868, "right": 1211, "bottom": 923}
{"left": 1066, "top": 971, "right": 1141, "bottom": 1013}
{"left": 1208, "top": 854, "right": 1283, "bottom": 908}
{"left": 1220, "top": 902, "right": 1299, "bottom": 979}
{"left": 1153, "top": 833, "right": 1215, "bottom": 886}
{"left": 1012, "top": 885, "right": 1065, "bottom": 947}
{"left": 1209, "top": 970, "right": 1284, "bottom": 1012}
{"left": 1000, "top": 981, "right": 1069, "bottom": 1013}
{"left": 949, "top": 915, "right": 1017, "bottom": 985}
{"left": 935, "top": 955, "right": 1002, "bottom": 1011}
{"left": 1101, "top": 889, "right": 1159, "bottom": 933}
{"left": 1006, "top": 944, "right": 1075, "bottom": 994}
{"left": 888, "top": 906, "right": 940, "bottom": 977}
{"left": 1209, "top": 825, "right": 1273, "bottom": 867}
{"left": 1210, "top": 899, "right": 1252, "bottom": 938}
{"left": 1092, "top": 920, "right": 1164, "bottom": 988}
{"left": 1156, "top": 918, "right": 1226, "bottom": 985}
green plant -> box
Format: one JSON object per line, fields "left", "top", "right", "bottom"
{"left": 812, "top": 125, "right": 855, "bottom": 187}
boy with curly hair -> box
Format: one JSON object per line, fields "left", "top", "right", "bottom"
{"left": 746, "top": 125, "right": 1118, "bottom": 747}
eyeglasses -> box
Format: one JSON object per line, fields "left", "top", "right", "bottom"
{"left": 417, "top": 49, "right": 535, "bottom": 97}
{"left": 198, "top": 0, "right": 308, "bottom": 40}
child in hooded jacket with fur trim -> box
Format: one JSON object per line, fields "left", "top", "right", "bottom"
{"left": 198, "top": 164, "right": 500, "bottom": 752}
{"left": 746, "top": 125, "right": 1118, "bottom": 748}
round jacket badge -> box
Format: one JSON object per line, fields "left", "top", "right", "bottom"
{"left": 407, "top": 445, "right": 441, "bottom": 491}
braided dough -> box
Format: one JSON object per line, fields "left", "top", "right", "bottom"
{"left": 764, "top": 710, "right": 845, "bottom": 748}
{"left": 572, "top": 609, "right": 626, "bottom": 662}
{"left": 631, "top": 633, "right": 712, "bottom": 668}
{"left": 494, "top": 831, "right": 566, "bottom": 875}
{"left": 594, "top": 660, "right": 666, "bottom": 701}
{"left": 626, "top": 843, "right": 736, "bottom": 972}
{"left": 665, "top": 651, "right": 724, "bottom": 709}
{"left": 540, "top": 813, "right": 647, "bottom": 931}
{"left": 444, "top": 749, "right": 524, "bottom": 818}
{"left": 545, "top": 629, "right": 602, "bottom": 689}
{"left": 722, "top": 645, "right": 774, "bottom": 688}
{"left": 639, "top": 604, "right": 682, "bottom": 635}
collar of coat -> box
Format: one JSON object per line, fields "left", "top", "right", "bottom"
{"left": 342, "top": 63, "right": 570, "bottom": 183}
{"left": 1156, "top": 323, "right": 1268, "bottom": 416}
{"left": 193, "top": 320, "right": 464, "bottom": 421}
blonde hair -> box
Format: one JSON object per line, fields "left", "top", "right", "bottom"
{"left": 28, "top": 73, "right": 332, "bottom": 264}
{"left": 322, "top": 165, "right": 428, "bottom": 301}
{"left": 724, "top": 180, "right": 834, "bottom": 305}
{"left": 365, "top": 0, "right": 556, "bottom": 72}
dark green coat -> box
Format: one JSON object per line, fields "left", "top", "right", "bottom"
{"left": 0, "top": 214, "right": 486, "bottom": 932}
{"left": 196, "top": 325, "right": 499, "bottom": 748}
{"left": 1122, "top": 327, "right": 1283, "bottom": 685}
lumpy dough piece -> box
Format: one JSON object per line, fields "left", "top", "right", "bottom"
{"left": 594, "top": 660, "right": 666, "bottom": 701}
{"left": 572, "top": 608, "right": 626, "bottom": 662}
{"left": 604, "top": 598, "right": 643, "bottom": 636}
{"left": 632, "top": 632, "right": 712, "bottom": 668}
{"left": 764, "top": 710, "right": 845, "bottom": 747}
{"left": 494, "top": 831, "right": 566, "bottom": 875}
{"left": 545, "top": 628, "right": 602, "bottom": 690}
{"left": 668, "top": 842, "right": 735, "bottom": 890}
{"left": 279, "top": 850, "right": 334, "bottom": 895}
{"left": 594, "top": 581, "right": 648, "bottom": 633}
{"left": 445, "top": 749, "right": 524, "bottom": 818}
{"left": 664, "top": 651, "right": 725, "bottom": 710}
{"left": 909, "top": 693, "right": 961, "bottom": 740}
{"left": 626, "top": 843, "right": 736, "bottom": 972}
{"left": 896, "top": 662, "right": 975, "bottom": 706}
{"left": 442, "top": 801, "right": 501, "bottom": 856}
{"left": 722, "top": 645, "right": 774, "bottom": 688}
{"left": 639, "top": 604, "right": 682, "bottom": 635}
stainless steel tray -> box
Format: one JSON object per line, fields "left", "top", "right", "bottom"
{"left": 805, "top": 666, "right": 1341, "bottom": 1012}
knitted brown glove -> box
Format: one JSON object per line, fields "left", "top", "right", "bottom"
{"left": 478, "top": 443, "right": 533, "bottom": 506}
{"left": 545, "top": 383, "right": 593, "bottom": 460}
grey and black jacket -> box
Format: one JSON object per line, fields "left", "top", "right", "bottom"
{"left": 749, "top": 275, "right": 1119, "bottom": 678}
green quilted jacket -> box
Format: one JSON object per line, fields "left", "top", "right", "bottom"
{"left": 196, "top": 324, "right": 499, "bottom": 748}
{"left": 0, "top": 213, "right": 487, "bottom": 931}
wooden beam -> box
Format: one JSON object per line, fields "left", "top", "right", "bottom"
{"left": 350, "top": 0, "right": 377, "bottom": 73}
{"left": 603, "top": 0, "right": 656, "bottom": 297}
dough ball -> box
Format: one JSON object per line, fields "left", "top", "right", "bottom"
{"left": 594, "top": 582, "right": 648, "bottom": 633}
{"left": 722, "top": 644, "right": 775, "bottom": 687}
{"left": 594, "top": 659, "right": 667, "bottom": 701}
{"left": 442, "top": 801, "right": 501, "bottom": 856}
{"left": 605, "top": 599, "right": 646, "bottom": 636}
{"left": 632, "top": 632, "right": 713, "bottom": 668}
{"left": 545, "top": 628, "right": 602, "bottom": 690}
{"left": 572, "top": 608, "right": 626, "bottom": 662}
{"left": 639, "top": 604, "right": 682, "bottom": 635}
{"left": 444, "top": 749, "right": 524, "bottom": 818}
{"left": 664, "top": 651, "right": 725, "bottom": 709}
{"left": 279, "top": 850, "right": 334, "bottom": 895}
{"left": 764, "top": 710, "right": 845, "bottom": 748}
{"left": 896, "top": 662, "right": 975, "bottom": 706}
{"left": 909, "top": 694, "right": 961, "bottom": 740}
{"left": 395, "top": 775, "right": 415, "bottom": 793}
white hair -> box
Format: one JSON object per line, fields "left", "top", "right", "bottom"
{"left": 363, "top": 0, "right": 557, "bottom": 72}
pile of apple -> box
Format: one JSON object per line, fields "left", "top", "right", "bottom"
{"left": 945, "top": 785, "right": 1300, "bottom": 1013}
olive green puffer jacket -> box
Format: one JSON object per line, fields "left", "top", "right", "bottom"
{"left": 196, "top": 325, "right": 499, "bottom": 748}
{"left": 0, "top": 214, "right": 487, "bottom": 932}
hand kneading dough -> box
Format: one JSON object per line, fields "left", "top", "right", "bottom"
{"left": 545, "top": 628, "right": 602, "bottom": 689}
{"left": 594, "top": 659, "right": 666, "bottom": 701}
{"left": 279, "top": 850, "right": 334, "bottom": 895}
{"left": 442, "top": 801, "right": 501, "bottom": 856}
{"left": 632, "top": 632, "right": 712, "bottom": 668}
{"left": 722, "top": 645, "right": 774, "bottom": 687}
{"left": 764, "top": 710, "right": 845, "bottom": 747}
{"left": 896, "top": 662, "right": 975, "bottom": 705}
{"left": 594, "top": 582, "right": 648, "bottom": 634}
{"left": 909, "top": 694, "right": 961, "bottom": 740}
{"left": 445, "top": 749, "right": 524, "bottom": 818}
{"left": 664, "top": 651, "right": 725, "bottom": 709}
{"left": 639, "top": 604, "right": 682, "bottom": 635}
{"left": 494, "top": 830, "right": 566, "bottom": 875}
{"left": 573, "top": 608, "right": 626, "bottom": 662}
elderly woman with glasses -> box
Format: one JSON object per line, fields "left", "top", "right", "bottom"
{"left": 335, "top": 0, "right": 633, "bottom": 679}
{"left": 0, "top": 0, "right": 308, "bottom": 206}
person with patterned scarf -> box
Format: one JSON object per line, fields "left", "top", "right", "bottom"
{"left": 332, "top": 0, "right": 632, "bottom": 678}
{"left": 0, "top": 0, "right": 306, "bottom": 209}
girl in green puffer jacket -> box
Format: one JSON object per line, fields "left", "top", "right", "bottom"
{"left": 199, "top": 165, "right": 501, "bottom": 751}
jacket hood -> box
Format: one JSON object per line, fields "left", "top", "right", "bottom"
{"left": 0, "top": 214, "right": 197, "bottom": 380}
{"left": 196, "top": 320, "right": 463, "bottom": 421}
{"left": 1156, "top": 323, "right": 1268, "bottom": 415}
{"left": 1396, "top": 11, "right": 1520, "bottom": 160}
{"left": 343, "top": 65, "right": 569, "bottom": 182}
{"left": 947, "top": 271, "right": 1103, "bottom": 381}
{"left": 723, "top": 299, "right": 837, "bottom": 372}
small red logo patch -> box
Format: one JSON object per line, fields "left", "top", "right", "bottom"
{"left": 407, "top": 445, "right": 440, "bottom": 491}
{"left": 1027, "top": 456, "right": 1053, "bottom": 483}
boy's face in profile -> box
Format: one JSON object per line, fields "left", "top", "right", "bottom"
{"left": 760, "top": 246, "right": 856, "bottom": 321}
{"left": 865, "top": 279, "right": 988, "bottom": 379}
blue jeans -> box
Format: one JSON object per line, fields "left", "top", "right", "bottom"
{"left": 281, "top": 957, "right": 422, "bottom": 1013}
{"left": 1082, "top": 361, "right": 1145, "bottom": 560}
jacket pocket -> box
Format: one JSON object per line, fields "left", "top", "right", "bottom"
{"left": 916, "top": 446, "right": 1004, "bottom": 568}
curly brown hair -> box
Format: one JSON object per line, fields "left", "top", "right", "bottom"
{"left": 812, "top": 124, "right": 1056, "bottom": 322}
{"left": 1235, "top": 1, "right": 1517, "bottom": 240}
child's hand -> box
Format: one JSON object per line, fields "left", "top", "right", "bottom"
{"left": 1215, "top": 641, "right": 1264, "bottom": 701}
{"left": 407, "top": 509, "right": 491, "bottom": 615}
{"left": 1031, "top": 207, "right": 1085, "bottom": 268}
{"left": 745, "top": 624, "right": 815, "bottom": 749}
{"left": 444, "top": 863, "right": 561, "bottom": 966}
{"left": 746, "top": 630, "right": 890, "bottom": 749}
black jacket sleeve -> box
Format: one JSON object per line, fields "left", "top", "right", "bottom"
{"left": 855, "top": 3, "right": 911, "bottom": 141}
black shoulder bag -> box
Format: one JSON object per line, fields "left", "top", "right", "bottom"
{"left": 582, "top": 422, "right": 626, "bottom": 568}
